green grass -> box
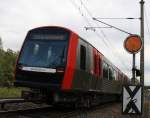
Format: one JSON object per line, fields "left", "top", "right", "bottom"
{"left": 0, "top": 87, "right": 22, "bottom": 98}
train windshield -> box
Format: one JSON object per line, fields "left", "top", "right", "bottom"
{"left": 18, "top": 30, "right": 69, "bottom": 68}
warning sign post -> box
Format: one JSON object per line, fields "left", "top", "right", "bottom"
{"left": 122, "top": 85, "right": 143, "bottom": 114}
{"left": 123, "top": 34, "right": 143, "bottom": 116}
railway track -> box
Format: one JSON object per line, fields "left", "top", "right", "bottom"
{"left": 0, "top": 106, "right": 52, "bottom": 115}
{"left": 0, "top": 101, "right": 119, "bottom": 118}
{"left": 0, "top": 105, "right": 76, "bottom": 118}
{"left": 0, "top": 98, "right": 25, "bottom": 109}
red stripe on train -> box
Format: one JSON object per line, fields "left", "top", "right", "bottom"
{"left": 61, "top": 33, "right": 78, "bottom": 90}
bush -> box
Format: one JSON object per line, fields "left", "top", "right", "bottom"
{"left": 0, "top": 49, "right": 18, "bottom": 87}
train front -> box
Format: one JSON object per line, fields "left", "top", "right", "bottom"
{"left": 14, "top": 27, "right": 74, "bottom": 92}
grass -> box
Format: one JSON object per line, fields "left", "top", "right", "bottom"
{"left": 0, "top": 87, "right": 22, "bottom": 98}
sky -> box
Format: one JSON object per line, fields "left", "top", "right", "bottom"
{"left": 0, "top": 0, "right": 150, "bottom": 85}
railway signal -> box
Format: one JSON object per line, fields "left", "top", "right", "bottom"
{"left": 124, "top": 34, "right": 142, "bottom": 84}
{"left": 124, "top": 35, "right": 142, "bottom": 54}
{"left": 123, "top": 34, "right": 143, "bottom": 116}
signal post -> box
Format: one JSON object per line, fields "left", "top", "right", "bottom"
{"left": 122, "top": 35, "right": 143, "bottom": 117}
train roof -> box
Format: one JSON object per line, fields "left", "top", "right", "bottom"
{"left": 29, "top": 26, "right": 76, "bottom": 34}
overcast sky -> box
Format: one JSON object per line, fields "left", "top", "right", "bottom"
{"left": 0, "top": 0, "right": 150, "bottom": 85}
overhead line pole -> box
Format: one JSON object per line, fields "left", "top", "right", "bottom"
{"left": 140, "top": 0, "right": 144, "bottom": 87}
{"left": 140, "top": 1, "right": 144, "bottom": 117}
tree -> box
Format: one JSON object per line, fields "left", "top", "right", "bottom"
{"left": 0, "top": 37, "right": 3, "bottom": 49}
{"left": 0, "top": 48, "right": 18, "bottom": 86}
{"left": 0, "top": 48, "right": 5, "bottom": 85}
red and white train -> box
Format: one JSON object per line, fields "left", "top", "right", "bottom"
{"left": 14, "top": 26, "right": 129, "bottom": 107}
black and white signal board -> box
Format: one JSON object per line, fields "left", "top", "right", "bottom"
{"left": 122, "top": 85, "right": 143, "bottom": 114}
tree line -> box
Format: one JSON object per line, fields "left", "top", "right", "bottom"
{"left": 0, "top": 39, "right": 18, "bottom": 87}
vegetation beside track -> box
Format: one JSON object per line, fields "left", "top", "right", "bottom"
{"left": 0, "top": 40, "right": 18, "bottom": 87}
{"left": 0, "top": 87, "right": 22, "bottom": 98}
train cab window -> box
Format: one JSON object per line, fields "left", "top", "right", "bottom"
{"left": 103, "top": 62, "right": 108, "bottom": 79}
{"left": 19, "top": 40, "right": 67, "bottom": 68}
{"left": 80, "top": 45, "right": 86, "bottom": 70}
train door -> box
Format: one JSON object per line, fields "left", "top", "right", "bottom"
{"left": 79, "top": 40, "right": 91, "bottom": 90}
{"left": 72, "top": 38, "right": 90, "bottom": 91}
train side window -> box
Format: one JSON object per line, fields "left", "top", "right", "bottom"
{"left": 109, "top": 67, "right": 113, "bottom": 80}
{"left": 112, "top": 69, "right": 115, "bottom": 80}
{"left": 80, "top": 45, "right": 86, "bottom": 70}
{"left": 119, "top": 73, "right": 122, "bottom": 81}
{"left": 121, "top": 74, "right": 124, "bottom": 82}
{"left": 114, "top": 70, "right": 117, "bottom": 80}
{"left": 99, "top": 57, "right": 102, "bottom": 76}
{"left": 122, "top": 75, "right": 126, "bottom": 82}
{"left": 119, "top": 73, "right": 124, "bottom": 82}
{"left": 94, "top": 53, "right": 97, "bottom": 75}
{"left": 109, "top": 67, "right": 115, "bottom": 80}
{"left": 103, "top": 62, "right": 108, "bottom": 79}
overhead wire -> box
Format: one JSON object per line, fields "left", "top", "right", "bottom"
{"left": 70, "top": 0, "right": 110, "bottom": 48}
{"left": 80, "top": 0, "right": 130, "bottom": 72}
{"left": 70, "top": 0, "right": 130, "bottom": 73}
{"left": 70, "top": 0, "right": 93, "bottom": 30}
{"left": 72, "top": 0, "right": 130, "bottom": 72}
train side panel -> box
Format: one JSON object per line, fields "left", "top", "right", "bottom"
{"left": 71, "top": 37, "right": 125, "bottom": 95}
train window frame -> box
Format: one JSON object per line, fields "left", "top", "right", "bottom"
{"left": 80, "top": 45, "right": 86, "bottom": 70}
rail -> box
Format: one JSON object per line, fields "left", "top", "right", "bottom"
{"left": 0, "top": 106, "right": 52, "bottom": 116}
{"left": 0, "top": 98, "right": 25, "bottom": 109}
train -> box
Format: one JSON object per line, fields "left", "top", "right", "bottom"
{"left": 14, "top": 26, "right": 130, "bottom": 107}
